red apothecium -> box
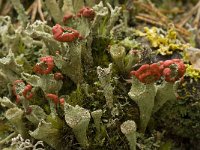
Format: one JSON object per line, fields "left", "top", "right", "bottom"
{"left": 34, "top": 56, "right": 54, "bottom": 75}
{"left": 77, "top": 7, "right": 95, "bottom": 19}
{"left": 130, "top": 63, "right": 161, "bottom": 84}
{"left": 52, "top": 24, "right": 81, "bottom": 42}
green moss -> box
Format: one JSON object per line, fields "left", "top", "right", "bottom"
{"left": 0, "top": 1, "right": 200, "bottom": 149}
{"left": 154, "top": 79, "right": 200, "bottom": 146}
{"left": 92, "top": 36, "right": 111, "bottom": 67}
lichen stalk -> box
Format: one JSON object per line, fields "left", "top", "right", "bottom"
{"left": 120, "top": 120, "right": 137, "bottom": 150}
{"left": 64, "top": 103, "right": 91, "bottom": 148}
{"left": 97, "top": 64, "right": 114, "bottom": 108}
{"left": 85, "top": 0, "right": 96, "bottom": 7}
{"left": 128, "top": 76, "right": 156, "bottom": 132}
{"left": 5, "top": 107, "right": 28, "bottom": 138}
{"left": 91, "top": 109, "right": 103, "bottom": 133}
{"left": 106, "top": 3, "right": 121, "bottom": 35}
{"left": 25, "top": 105, "right": 47, "bottom": 126}
{"left": 153, "top": 81, "right": 178, "bottom": 113}
{"left": 10, "top": 0, "right": 28, "bottom": 26}
{"left": 29, "top": 120, "right": 61, "bottom": 149}
{"left": 92, "top": 1, "right": 109, "bottom": 34}
{"left": 62, "top": 0, "right": 74, "bottom": 14}
{"left": 72, "top": 0, "right": 85, "bottom": 12}
{"left": 44, "top": 0, "right": 63, "bottom": 24}
{"left": 109, "top": 44, "right": 126, "bottom": 73}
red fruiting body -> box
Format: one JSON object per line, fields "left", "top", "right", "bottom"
{"left": 161, "top": 59, "right": 185, "bottom": 82}
{"left": 158, "top": 61, "right": 164, "bottom": 72}
{"left": 46, "top": 94, "right": 59, "bottom": 104}
{"left": 16, "top": 95, "right": 20, "bottom": 104}
{"left": 52, "top": 24, "right": 82, "bottom": 42}
{"left": 163, "top": 60, "right": 174, "bottom": 68}
{"left": 163, "top": 68, "right": 171, "bottom": 76}
{"left": 162, "top": 68, "right": 174, "bottom": 82}
{"left": 130, "top": 59, "right": 185, "bottom": 83}
{"left": 54, "top": 72, "right": 64, "bottom": 80}
{"left": 177, "top": 62, "right": 185, "bottom": 77}
{"left": 34, "top": 56, "right": 54, "bottom": 75}
{"left": 77, "top": 7, "right": 95, "bottom": 19}
{"left": 33, "top": 64, "right": 42, "bottom": 74}
{"left": 23, "top": 84, "right": 33, "bottom": 100}
{"left": 40, "top": 56, "right": 54, "bottom": 74}
{"left": 12, "top": 80, "right": 34, "bottom": 102}
{"left": 63, "top": 13, "right": 74, "bottom": 23}
{"left": 130, "top": 63, "right": 161, "bottom": 84}
{"left": 133, "top": 64, "right": 149, "bottom": 78}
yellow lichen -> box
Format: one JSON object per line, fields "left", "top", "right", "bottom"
{"left": 185, "top": 64, "right": 200, "bottom": 80}
{"left": 137, "top": 26, "right": 189, "bottom": 55}
{"left": 182, "top": 49, "right": 190, "bottom": 63}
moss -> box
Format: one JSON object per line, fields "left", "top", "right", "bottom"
{"left": 92, "top": 36, "right": 111, "bottom": 67}
{"left": 0, "top": 1, "right": 200, "bottom": 149}
{"left": 154, "top": 78, "right": 200, "bottom": 146}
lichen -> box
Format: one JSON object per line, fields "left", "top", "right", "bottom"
{"left": 128, "top": 76, "right": 156, "bottom": 133}
{"left": 10, "top": 134, "right": 44, "bottom": 150}
{"left": 5, "top": 107, "right": 28, "bottom": 138}
{"left": 136, "top": 26, "right": 189, "bottom": 55}
{"left": 97, "top": 64, "right": 114, "bottom": 108}
{"left": 64, "top": 103, "right": 91, "bottom": 148}
{"left": 185, "top": 64, "right": 200, "bottom": 80}
{"left": 29, "top": 120, "right": 62, "bottom": 149}
{"left": 0, "top": 1, "right": 199, "bottom": 149}
{"left": 120, "top": 120, "right": 137, "bottom": 150}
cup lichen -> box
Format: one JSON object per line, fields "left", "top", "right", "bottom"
{"left": 128, "top": 76, "right": 157, "bottom": 133}
{"left": 97, "top": 63, "right": 114, "bottom": 108}
{"left": 5, "top": 107, "right": 28, "bottom": 138}
{"left": 0, "top": 1, "right": 197, "bottom": 149}
{"left": 120, "top": 120, "right": 137, "bottom": 150}
{"left": 64, "top": 103, "right": 91, "bottom": 148}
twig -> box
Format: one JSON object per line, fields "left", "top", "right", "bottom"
{"left": 135, "top": 15, "right": 164, "bottom": 27}
{"left": 174, "top": 24, "right": 190, "bottom": 36}
{"left": 31, "top": 0, "right": 37, "bottom": 23}
{"left": 1, "top": 1, "right": 13, "bottom": 16}
{"left": 0, "top": 0, "right": 3, "bottom": 9}
{"left": 137, "top": 13, "right": 162, "bottom": 22}
{"left": 136, "top": 14, "right": 190, "bottom": 36}
{"left": 26, "top": 0, "right": 45, "bottom": 23}
{"left": 177, "top": 0, "right": 200, "bottom": 27}
{"left": 146, "top": 0, "right": 168, "bottom": 23}
{"left": 134, "top": 0, "right": 190, "bottom": 37}
{"left": 160, "top": 8, "right": 184, "bottom": 14}
{"left": 134, "top": 0, "right": 168, "bottom": 23}
{"left": 193, "top": 3, "right": 200, "bottom": 28}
